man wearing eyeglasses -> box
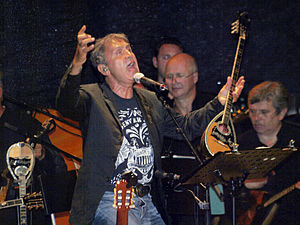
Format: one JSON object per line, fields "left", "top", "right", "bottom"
{"left": 165, "top": 53, "right": 215, "bottom": 116}
{"left": 161, "top": 53, "right": 217, "bottom": 224}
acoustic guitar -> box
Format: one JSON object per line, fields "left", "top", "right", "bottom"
{"left": 201, "top": 12, "right": 250, "bottom": 157}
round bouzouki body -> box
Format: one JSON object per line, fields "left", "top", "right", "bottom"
{"left": 200, "top": 112, "right": 237, "bottom": 157}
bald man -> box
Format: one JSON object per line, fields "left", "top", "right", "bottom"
{"left": 165, "top": 53, "right": 214, "bottom": 115}
{"left": 162, "top": 53, "right": 216, "bottom": 225}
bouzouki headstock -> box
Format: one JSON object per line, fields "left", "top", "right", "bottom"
{"left": 231, "top": 11, "right": 250, "bottom": 40}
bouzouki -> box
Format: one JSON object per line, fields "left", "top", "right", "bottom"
{"left": 201, "top": 12, "right": 250, "bottom": 156}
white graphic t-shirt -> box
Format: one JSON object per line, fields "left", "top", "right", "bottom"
{"left": 111, "top": 94, "right": 154, "bottom": 185}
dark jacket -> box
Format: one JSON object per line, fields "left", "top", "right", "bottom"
{"left": 238, "top": 121, "right": 300, "bottom": 225}
{"left": 56, "top": 69, "right": 223, "bottom": 225}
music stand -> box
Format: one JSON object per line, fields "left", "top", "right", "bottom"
{"left": 178, "top": 147, "right": 298, "bottom": 225}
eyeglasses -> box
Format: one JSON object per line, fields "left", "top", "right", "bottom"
{"left": 165, "top": 71, "right": 196, "bottom": 80}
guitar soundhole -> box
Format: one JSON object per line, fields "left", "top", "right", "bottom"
{"left": 216, "top": 123, "right": 231, "bottom": 136}
{"left": 210, "top": 122, "right": 235, "bottom": 150}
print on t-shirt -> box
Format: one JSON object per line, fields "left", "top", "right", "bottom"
{"left": 112, "top": 101, "right": 154, "bottom": 185}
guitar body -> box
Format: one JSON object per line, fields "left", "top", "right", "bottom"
{"left": 237, "top": 190, "right": 267, "bottom": 225}
{"left": 201, "top": 111, "right": 237, "bottom": 157}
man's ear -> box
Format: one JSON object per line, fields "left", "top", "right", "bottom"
{"left": 152, "top": 57, "right": 158, "bottom": 68}
{"left": 193, "top": 72, "right": 198, "bottom": 84}
{"left": 97, "top": 64, "right": 109, "bottom": 76}
{"left": 279, "top": 107, "right": 288, "bottom": 120}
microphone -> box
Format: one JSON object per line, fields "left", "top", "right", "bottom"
{"left": 134, "top": 73, "right": 168, "bottom": 91}
{"left": 155, "top": 170, "right": 181, "bottom": 181}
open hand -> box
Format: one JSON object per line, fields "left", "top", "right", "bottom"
{"left": 218, "top": 76, "right": 245, "bottom": 106}
{"left": 71, "top": 25, "right": 95, "bottom": 75}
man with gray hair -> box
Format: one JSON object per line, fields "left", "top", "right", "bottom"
{"left": 237, "top": 81, "right": 300, "bottom": 225}
{"left": 56, "top": 25, "right": 244, "bottom": 225}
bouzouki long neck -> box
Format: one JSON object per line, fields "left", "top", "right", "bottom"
{"left": 222, "top": 35, "right": 246, "bottom": 125}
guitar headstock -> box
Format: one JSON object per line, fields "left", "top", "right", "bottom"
{"left": 113, "top": 180, "right": 135, "bottom": 211}
{"left": 24, "top": 192, "right": 44, "bottom": 210}
{"left": 231, "top": 11, "right": 250, "bottom": 40}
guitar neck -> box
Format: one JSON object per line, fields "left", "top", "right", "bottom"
{"left": 19, "top": 177, "right": 27, "bottom": 225}
{"left": 263, "top": 183, "right": 297, "bottom": 208}
{"left": 222, "top": 36, "right": 246, "bottom": 124}
{"left": 117, "top": 210, "right": 129, "bottom": 225}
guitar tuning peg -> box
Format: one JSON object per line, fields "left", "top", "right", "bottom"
{"left": 231, "top": 20, "right": 238, "bottom": 26}
{"left": 130, "top": 198, "right": 135, "bottom": 209}
{"left": 231, "top": 29, "right": 238, "bottom": 34}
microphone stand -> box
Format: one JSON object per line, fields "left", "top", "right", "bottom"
{"left": 156, "top": 91, "right": 203, "bottom": 165}
{"left": 156, "top": 91, "right": 207, "bottom": 225}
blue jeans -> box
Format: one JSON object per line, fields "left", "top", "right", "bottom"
{"left": 92, "top": 191, "right": 166, "bottom": 225}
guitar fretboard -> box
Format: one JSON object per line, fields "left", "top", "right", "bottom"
{"left": 263, "top": 183, "right": 297, "bottom": 208}
{"left": 19, "top": 176, "right": 27, "bottom": 225}
{"left": 222, "top": 37, "right": 246, "bottom": 125}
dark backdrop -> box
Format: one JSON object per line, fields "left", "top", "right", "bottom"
{"left": 1, "top": 0, "right": 299, "bottom": 111}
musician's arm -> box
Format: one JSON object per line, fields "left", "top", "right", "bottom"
{"left": 244, "top": 177, "right": 268, "bottom": 189}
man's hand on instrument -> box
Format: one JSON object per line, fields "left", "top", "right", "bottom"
{"left": 33, "top": 143, "right": 45, "bottom": 160}
{"left": 217, "top": 76, "right": 245, "bottom": 106}
{"left": 71, "top": 25, "right": 95, "bottom": 75}
{"left": 25, "top": 138, "right": 45, "bottom": 160}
